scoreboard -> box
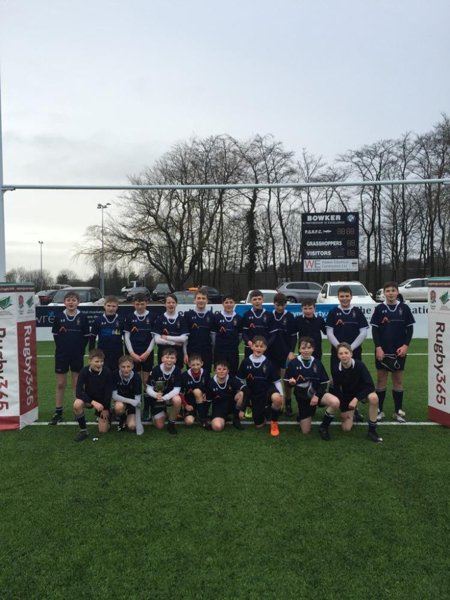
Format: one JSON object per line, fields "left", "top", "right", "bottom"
{"left": 301, "top": 212, "right": 359, "bottom": 272}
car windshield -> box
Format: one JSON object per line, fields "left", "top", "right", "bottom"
{"left": 329, "top": 284, "right": 368, "bottom": 296}
{"left": 52, "top": 289, "right": 90, "bottom": 303}
{"left": 174, "top": 291, "right": 196, "bottom": 303}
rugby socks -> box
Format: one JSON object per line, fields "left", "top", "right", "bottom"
{"left": 392, "top": 390, "right": 403, "bottom": 413}
{"left": 76, "top": 413, "right": 87, "bottom": 431}
{"left": 55, "top": 406, "right": 63, "bottom": 418}
{"left": 197, "top": 401, "right": 209, "bottom": 422}
{"left": 376, "top": 389, "right": 386, "bottom": 412}
{"left": 320, "top": 410, "right": 334, "bottom": 429}
{"left": 368, "top": 419, "right": 378, "bottom": 433}
{"left": 271, "top": 408, "right": 281, "bottom": 422}
{"left": 143, "top": 394, "right": 151, "bottom": 415}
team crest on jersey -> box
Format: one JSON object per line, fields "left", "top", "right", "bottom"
{"left": 336, "top": 319, "right": 344, "bottom": 326}
{"left": 381, "top": 316, "right": 390, "bottom": 324}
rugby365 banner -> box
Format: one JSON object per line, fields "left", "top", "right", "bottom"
{"left": 428, "top": 278, "right": 450, "bottom": 427}
{"left": 0, "top": 283, "right": 38, "bottom": 430}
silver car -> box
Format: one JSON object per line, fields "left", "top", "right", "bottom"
{"left": 276, "top": 281, "right": 322, "bottom": 303}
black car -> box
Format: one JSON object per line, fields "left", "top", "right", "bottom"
{"left": 126, "top": 287, "right": 152, "bottom": 302}
{"left": 152, "top": 283, "right": 171, "bottom": 301}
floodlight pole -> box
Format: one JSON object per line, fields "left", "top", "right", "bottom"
{"left": 97, "top": 203, "right": 110, "bottom": 296}
{"left": 0, "top": 82, "right": 6, "bottom": 280}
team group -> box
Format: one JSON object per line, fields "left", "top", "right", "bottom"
{"left": 48, "top": 283, "right": 414, "bottom": 442}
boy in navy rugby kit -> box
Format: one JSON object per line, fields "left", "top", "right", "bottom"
{"left": 124, "top": 293, "right": 154, "bottom": 420}
{"left": 266, "top": 293, "right": 297, "bottom": 416}
{"left": 112, "top": 355, "right": 144, "bottom": 435}
{"left": 241, "top": 290, "right": 271, "bottom": 358}
{"left": 237, "top": 335, "right": 284, "bottom": 437}
{"left": 89, "top": 295, "right": 124, "bottom": 371}
{"left": 152, "top": 293, "right": 188, "bottom": 369}
{"left": 326, "top": 285, "right": 369, "bottom": 422}
{"left": 296, "top": 300, "right": 326, "bottom": 360}
{"left": 183, "top": 288, "right": 214, "bottom": 374}
{"left": 73, "top": 349, "right": 113, "bottom": 442}
{"left": 285, "top": 337, "right": 339, "bottom": 440}
{"left": 146, "top": 347, "right": 183, "bottom": 434}
{"left": 329, "top": 343, "right": 383, "bottom": 443}
{"left": 208, "top": 360, "right": 245, "bottom": 431}
{"left": 49, "top": 291, "right": 90, "bottom": 425}
{"left": 181, "top": 353, "right": 211, "bottom": 428}
{"left": 370, "top": 282, "right": 415, "bottom": 422}
{"left": 212, "top": 295, "right": 242, "bottom": 375}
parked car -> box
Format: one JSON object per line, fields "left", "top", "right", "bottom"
{"left": 152, "top": 283, "right": 171, "bottom": 301}
{"left": 35, "top": 289, "right": 58, "bottom": 306}
{"left": 316, "top": 281, "right": 376, "bottom": 304}
{"left": 241, "top": 289, "right": 278, "bottom": 304}
{"left": 276, "top": 281, "right": 322, "bottom": 303}
{"left": 126, "top": 286, "right": 151, "bottom": 302}
{"left": 173, "top": 290, "right": 197, "bottom": 304}
{"left": 189, "top": 286, "right": 222, "bottom": 304}
{"left": 376, "top": 278, "right": 431, "bottom": 303}
{"left": 48, "top": 287, "right": 105, "bottom": 306}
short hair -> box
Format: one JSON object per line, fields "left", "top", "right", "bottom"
{"left": 118, "top": 354, "right": 134, "bottom": 367}
{"left": 214, "top": 359, "right": 230, "bottom": 370}
{"left": 133, "top": 293, "right": 148, "bottom": 303}
{"left": 64, "top": 291, "right": 80, "bottom": 302}
{"left": 383, "top": 281, "right": 399, "bottom": 291}
{"left": 165, "top": 293, "right": 178, "bottom": 303}
{"left": 188, "top": 353, "right": 203, "bottom": 364}
{"left": 337, "top": 285, "right": 352, "bottom": 296}
{"left": 196, "top": 287, "right": 209, "bottom": 299}
{"left": 252, "top": 335, "right": 267, "bottom": 346}
{"left": 299, "top": 336, "right": 315, "bottom": 348}
{"left": 161, "top": 347, "right": 177, "bottom": 357}
{"left": 88, "top": 348, "right": 105, "bottom": 361}
{"left": 250, "top": 289, "right": 263, "bottom": 299}
{"left": 104, "top": 295, "right": 119, "bottom": 304}
{"left": 301, "top": 299, "right": 316, "bottom": 307}
{"left": 222, "top": 294, "right": 236, "bottom": 303}
{"left": 336, "top": 342, "right": 352, "bottom": 353}
{"left": 273, "top": 292, "right": 287, "bottom": 305}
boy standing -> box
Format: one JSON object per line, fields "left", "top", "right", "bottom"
{"left": 183, "top": 289, "right": 215, "bottom": 374}
{"left": 266, "top": 293, "right": 297, "bottom": 415}
{"left": 123, "top": 293, "right": 154, "bottom": 420}
{"left": 370, "top": 281, "right": 415, "bottom": 422}
{"left": 49, "top": 291, "right": 90, "bottom": 425}
{"left": 213, "top": 295, "right": 242, "bottom": 375}
{"left": 285, "top": 337, "right": 340, "bottom": 440}
{"left": 146, "top": 347, "right": 183, "bottom": 434}
{"left": 89, "top": 295, "right": 124, "bottom": 371}
{"left": 296, "top": 300, "right": 326, "bottom": 360}
{"left": 237, "top": 335, "right": 284, "bottom": 437}
{"left": 73, "top": 349, "right": 113, "bottom": 442}
{"left": 241, "top": 290, "right": 271, "bottom": 358}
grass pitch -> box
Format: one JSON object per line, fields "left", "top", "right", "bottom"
{"left": 0, "top": 340, "right": 449, "bottom": 600}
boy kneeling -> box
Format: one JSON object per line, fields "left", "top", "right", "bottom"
{"left": 331, "top": 343, "right": 383, "bottom": 443}
{"left": 146, "top": 347, "right": 183, "bottom": 434}
{"left": 73, "top": 349, "right": 113, "bottom": 442}
{"left": 208, "top": 360, "right": 245, "bottom": 432}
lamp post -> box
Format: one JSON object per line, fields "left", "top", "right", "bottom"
{"left": 38, "top": 240, "right": 43, "bottom": 289}
{"left": 97, "top": 203, "right": 111, "bottom": 295}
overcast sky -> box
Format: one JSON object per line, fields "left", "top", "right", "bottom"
{"left": 1, "top": 0, "right": 449, "bottom": 282}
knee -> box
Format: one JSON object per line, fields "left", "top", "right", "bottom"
{"left": 73, "top": 399, "right": 84, "bottom": 414}
{"left": 184, "top": 415, "right": 195, "bottom": 426}
{"left": 368, "top": 393, "right": 378, "bottom": 407}
{"left": 115, "top": 402, "right": 125, "bottom": 415}
{"left": 171, "top": 396, "right": 182, "bottom": 409}
{"left": 212, "top": 419, "right": 224, "bottom": 432}
{"left": 128, "top": 422, "right": 136, "bottom": 432}
{"left": 272, "top": 393, "right": 283, "bottom": 409}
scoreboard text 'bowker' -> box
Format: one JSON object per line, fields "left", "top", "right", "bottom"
{"left": 301, "top": 212, "right": 359, "bottom": 273}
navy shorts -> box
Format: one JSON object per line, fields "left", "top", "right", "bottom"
{"left": 211, "top": 398, "right": 235, "bottom": 420}
{"left": 133, "top": 351, "right": 154, "bottom": 375}
{"left": 294, "top": 388, "right": 322, "bottom": 421}
{"left": 55, "top": 353, "right": 84, "bottom": 374}
{"left": 248, "top": 386, "right": 278, "bottom": 425}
